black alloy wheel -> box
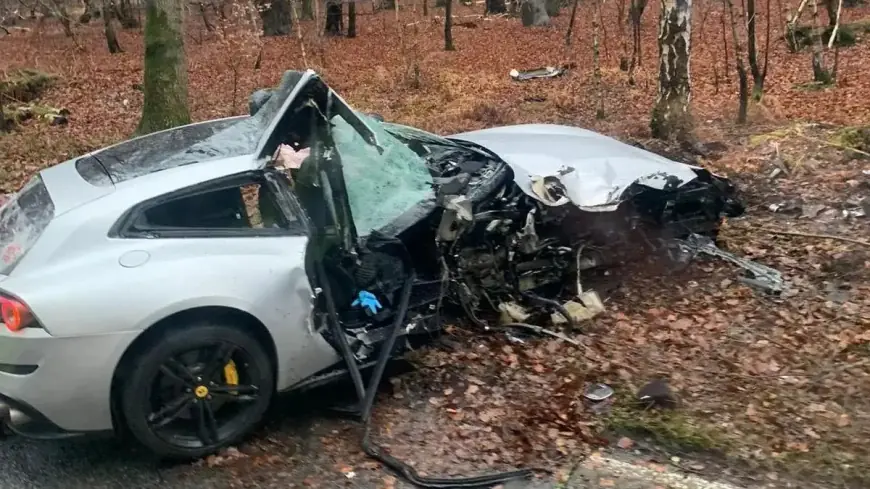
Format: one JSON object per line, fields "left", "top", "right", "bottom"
{"left": 120, "top": 321, "right": 274, "bottom": 459}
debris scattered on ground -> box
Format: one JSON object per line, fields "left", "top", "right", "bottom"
{"left": 670, "top": 233, "right": 786, "bottom": 294}
{"left": 616, "top": 437, "right": 635, "bottom": 450}
{"left": 509, "top": 64, "right": 572, "bottom": 81}
{"left": 636, "top": 379, "right": 678, "bottom": 410}
{"left": 202, "top": 446, "right": 248, "bottom": 467}
{"left": 585, "top": 383, "right": 615, "bottom": 402}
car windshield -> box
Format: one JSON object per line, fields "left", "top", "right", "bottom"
{"left": 0, "top": 175, "right": 55, "bottom": 275}
{"left": 330, "top": 112, "right": 435, "bottom": 236}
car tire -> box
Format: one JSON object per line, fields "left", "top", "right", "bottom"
{"left": 119, "top": 320, "right": 274, "bottom": 460}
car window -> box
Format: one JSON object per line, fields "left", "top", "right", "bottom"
{"left": 329, "top": 113, "right": 435, "bottom": 236}
{"left": 130, "top": 180, "right": 302, "bottom": 235}
{"left": 0, "top": 175, "right": 55, "bottom": 275}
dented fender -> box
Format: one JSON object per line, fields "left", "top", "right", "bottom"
{"left": 450, "top": 123, "right": 704, "bottom": 211}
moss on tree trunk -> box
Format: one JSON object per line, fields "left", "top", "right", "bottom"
{"left": 136, "top": 0, "right": 190, "bottom": 136}
{"left": 650, "top": 0, "right": 693, "bottom": 140}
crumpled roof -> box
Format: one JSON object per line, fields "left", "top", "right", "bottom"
{"left": 86, "top": 71, "right": 307, "bottom": 184}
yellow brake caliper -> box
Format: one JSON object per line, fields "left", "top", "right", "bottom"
{"left": 223, "top": 360, "right": 239, "bottom": 395}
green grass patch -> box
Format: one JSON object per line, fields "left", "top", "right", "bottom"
{"left": 604, "top": 406, "right": 731, "bottom": 452}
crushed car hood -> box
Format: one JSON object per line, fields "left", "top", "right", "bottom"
{"left": 450, "top": 124, "right": 702, "bottom": 211}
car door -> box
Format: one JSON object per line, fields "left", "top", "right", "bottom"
{"left": 116, "top": 171, "right": 342, "bottom": 392}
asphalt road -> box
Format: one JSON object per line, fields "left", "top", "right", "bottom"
{"left": 0, "top": 435, "right": 172, "bottom": 489}
{"left": 0, "top": 377, "right": 381, "bottom": 489}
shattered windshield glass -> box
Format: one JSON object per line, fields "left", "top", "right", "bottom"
{"left": 330, "top": 113, "right": 435, "bottom": 236}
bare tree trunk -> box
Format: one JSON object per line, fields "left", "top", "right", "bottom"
{"left": 57, "top": 6, "right": 74, "bottom": 35}
{"left": 720, "top": 0, "right": 729, "bottom": 80}
{"left": 260, "top": 0, "right": 292, "bottom": 35}
{"left": 137, "top": 0, "right": 190, "bottom": 135}
{"left": 197, "top": 1, "right": 214, "bottom": 30}
{"left": 785, "top": 0, "right": 808, "bottom": 51}
{"left": 745, "top": 0, "right": 769, "bottom": 99}
{"left": 650, "top": 0, "right": 693, "bottom": 140}
{"left": 617, "top": 0, "right": 629, "bottom": 69}
{"left": 627, "top": 0, "right": 647, "bottom": 84}
{"left": 0, "top": 97, "right": 10, "bottom": 133}
{"left": 810, "top": 0, "right": 841, "bottom": 81}
{"left": 116, "top": 0, "right": 140, "bottom": 27}
{"left": 593, "top": 0, "right": 605, "bottom": 118}
{"left": 723, "top": 0, "right": 748, "bottom": 122}
{"left": 80, "top": 0, "right": 101, "bottom": 22}
{"left": 103, "top": 0, "right": 123, "bottom": 51}
{"left": 290, "top": 0, "right": 308, "bottom": 65}
{"left": 521, "top": 0, "right": 550, "bottom": 25}
{"left": 444, "top": 0, "right": 455, "bottom": 49}
{"left": 822, "top": 0, "right": 835, "bottom": 25}
{"left": 810, "top": 0, "right": 830, "bottom": 82}
{"left": 348, "top": 1, "right": 356, "bottom": 36}
{"left": 545, "top": 0, "right": 560, "bottom": 15}
{"left": 565, "top": 0, "right": 579, "bottom": 44}
{"left": 325, "top": 0, "right": 342, "bottom": 34}
{"left": 486, "top": 0, "right": 506, "bottom": 12}
{"left": 42, "top": 0, "right": 75, "bottom": 36}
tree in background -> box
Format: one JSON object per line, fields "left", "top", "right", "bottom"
{"left": 116, "top": 0, "right": 140, "bottom": 27}
{"left": 650, "top": 0, "right": 692, "bottom": 140}
{"left": 723, "top": 0, "right": 748, "bottom": 122}
{"left": 521, "top": 0, "right": 550, "bottom": 26}
{"left": 325, "top": 0, "right": 342, "bottom": 34}
{"left": 348, "top": 0, "right": 356, "bottom": 37}
{"left": 627, "top": 0, "right": 647, "bottom": 84}
{"left": 102, "top": 0, "right": 123, "bottom": 52}
{"left": 259, "top": 0, "right": 291, "bottom": 35}
{"left": 745, "top": 0, "right": 770, "bottom": 100}
{"left": 444, "top": 0, "right": 454, "bottom": 49}
{"left": 136, "top": 0, "right": 190, "bottom": 135}
{"left": 485, "top": 0, "right": 506, "bottom": 14}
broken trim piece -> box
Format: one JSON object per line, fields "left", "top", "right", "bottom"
{"left": 672, "top": 233, "right": 786, "bottom": 295}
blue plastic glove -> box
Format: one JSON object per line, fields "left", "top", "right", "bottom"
{"left": 351, "top": 290, "right": 383, "bottom": 315}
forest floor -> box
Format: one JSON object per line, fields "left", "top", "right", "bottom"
{"left": 1, "top": 1, "right": 870, "bottom": 488}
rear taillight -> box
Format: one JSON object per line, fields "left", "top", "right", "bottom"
{"left": 0, "top": 296, "right": 34, "bottom": 332}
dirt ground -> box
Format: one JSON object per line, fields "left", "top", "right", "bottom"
{"left": 1, "top": 1, "right": 869, "bottom": 487}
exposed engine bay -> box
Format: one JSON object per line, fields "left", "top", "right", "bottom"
{"left": 304, "top": 122, "right": 746, "bottom": 362}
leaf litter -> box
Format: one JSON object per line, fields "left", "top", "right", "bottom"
{"left": 2, "top": 2, "right": 870, "bottom": 487}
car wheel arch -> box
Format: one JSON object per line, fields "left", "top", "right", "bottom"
{"left": 109, "top": 305, "right": 278, "bottom": 435}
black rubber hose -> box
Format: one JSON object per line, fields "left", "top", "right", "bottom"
{"left": 358, "top": 275, "right": 536, "bottom": 488}
{"left": 360, "top": 275, "right": 415, "bottom": 423}
{"left": 316, "top": 260, "right": 367, "bottom": 404}
{"left": 362, "top": 423, "right": 536, "bottom": 488}
{"left": 317, "top": 251, "right": 536, "bottom": 488}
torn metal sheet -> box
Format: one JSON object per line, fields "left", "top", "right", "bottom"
{"left": 672, "top": 233, "right": 786, "bottom": 294}
{"left": 450, "top": 124, "right": 703, "bottom": 211}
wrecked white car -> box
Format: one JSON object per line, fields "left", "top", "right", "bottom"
{"left": 0, "top": 69, "right": 744, "bottom": 464}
